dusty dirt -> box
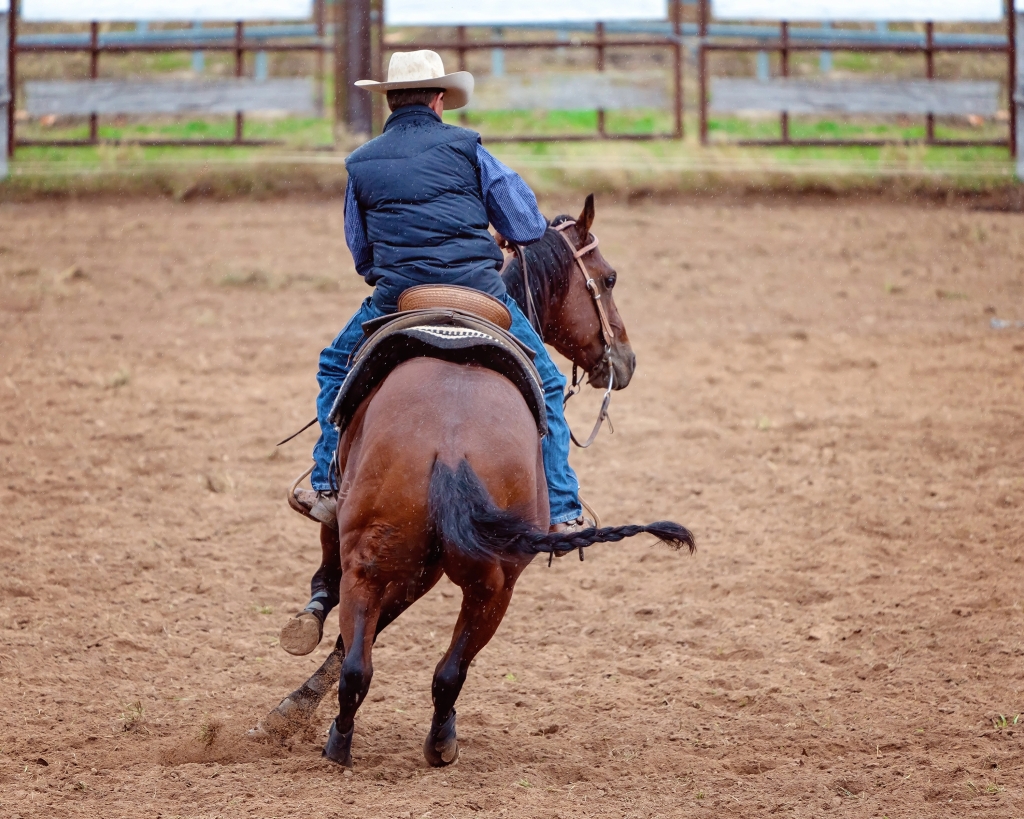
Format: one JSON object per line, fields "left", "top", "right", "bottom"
{"left": 1, "top": 197, "right": 1023, "bottom": 818}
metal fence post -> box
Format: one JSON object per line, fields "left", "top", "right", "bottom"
{"left": 1011, "top": 4, "right": 1018, "bottom": 161}
{"left": 1, "top": 7, "right": 8, "bottom": 175}
{"left": 698, "top": 0, "right": 708, "bottom": 144}
{"left": 925, "top": 21, "right": 934, "bottom": 144}
{"left": 334, "top": 0, "right": 346, "bottom": 137}
{"left": 89, "top": 21, "right": 98, "bottom": 143}
{"left": 671, "top": 0, "right": 682, "bottom": 139}
{"left": 595, "top": 21, "right": 606, "bottom": 137}
{"left": 346, "top": 0, "right": 372, "bottom": 135}
{"left": 780, "top": 20, "right": 789, "bottom": 143}
{"left": 234, "top": 21, "right": 244, "bottom": 143}
{"left": 314, "top": 0, "right": 324, "bottom": 116}
{"left": 1016, "top": 10, "right": 1023, "bottom": 177}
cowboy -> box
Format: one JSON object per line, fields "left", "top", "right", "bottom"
{"left": 284, "top": 50, "right": 585, "bottom": 650}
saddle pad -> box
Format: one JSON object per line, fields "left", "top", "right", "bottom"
{"left": 327, "top": 309, "right": 548, "bottom": 438}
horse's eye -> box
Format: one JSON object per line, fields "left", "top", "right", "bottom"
{"left": 605, "top": 274, "right": 616, "bottom": 289}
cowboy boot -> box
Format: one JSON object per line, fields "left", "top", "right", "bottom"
{"left": 289, "top": 488, "right": 339, "bottom": 530}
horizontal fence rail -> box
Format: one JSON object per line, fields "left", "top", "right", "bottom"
{"left": 14, "top": 22, "right": 1012, "bottom": 50}
{"left": 26, "top": 78, "right": 315, "bottom": 116}
{"left": 710, "top": 79, "right": 1000, "bottom": 117}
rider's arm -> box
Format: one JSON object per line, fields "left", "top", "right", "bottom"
{"left": 344, "top": 176, "right": 373, "bottom": 279}
{"left": 477, "top": 145, "right": 547, "bottom": 245}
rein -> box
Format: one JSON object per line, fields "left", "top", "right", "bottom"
{"left": 511, "top": 219, "right": 615, "bottom": 449}
{"left": 551, "top": 219, "right": 615, "bottom": 449}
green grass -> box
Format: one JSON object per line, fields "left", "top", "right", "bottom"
{"left": 3, "top": 109, "right": 1017, "bottom": 201}
{"left": 17, "top": 113, "right": 333, "bottom": 150}
{"left": 454, "top": 108, "right": 675, "bottom": 137}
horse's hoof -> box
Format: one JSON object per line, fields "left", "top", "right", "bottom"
{"left": 423, "top": 709, "right": 459, "bottom": 767}
{"left": 322, "top": 720, "right": 354, "bottom": 768}
{"left": 248, "top": 696, "right": 309, "bottom": 743}
{"left": 280, "top": 612, "right": 323, "bottom": 656}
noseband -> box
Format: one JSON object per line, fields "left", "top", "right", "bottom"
{"left": 512, "top": 219, "right": 615, "bottom": 449}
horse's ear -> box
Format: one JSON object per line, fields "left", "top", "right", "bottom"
{"left": 576, "top": 193, "right": 596, "bottom": 240}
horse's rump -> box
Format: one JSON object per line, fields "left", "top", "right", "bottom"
{"left": 334, "top": 358, "right": 549, "bottom": 570}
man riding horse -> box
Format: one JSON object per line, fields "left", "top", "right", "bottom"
{"left": 284, "top": 50, "right": 588, "bottom": 653}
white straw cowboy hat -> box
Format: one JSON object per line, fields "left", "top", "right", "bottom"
{"left": 355, "top": 50, "right": 474, "bottom": 110}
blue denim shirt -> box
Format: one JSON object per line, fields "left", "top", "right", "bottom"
{"left": 344, "top": 141, "right": 547, "bottom": 281}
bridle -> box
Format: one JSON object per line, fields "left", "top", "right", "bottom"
{"left": 513, "top": 219, "right": 615, "bottom": 449}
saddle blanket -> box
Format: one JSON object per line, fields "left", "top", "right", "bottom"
{"left": 327, "top": 308, "right": 548, "bottom": 437}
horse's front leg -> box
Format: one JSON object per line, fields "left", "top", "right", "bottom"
{"left": 425, "top": 560, "right": 523, "bottom": 767}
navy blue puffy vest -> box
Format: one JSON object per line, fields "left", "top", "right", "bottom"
{"left": 345, "top": 105, "right": 505, "bottom": 311}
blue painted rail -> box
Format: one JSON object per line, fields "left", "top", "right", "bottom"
{"left": 15, "top": 22, "right": 1008, "bottom": 50}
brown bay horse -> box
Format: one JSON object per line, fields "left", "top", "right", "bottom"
{"left": 251, "top": 195, "right": 694, "bottom": 767}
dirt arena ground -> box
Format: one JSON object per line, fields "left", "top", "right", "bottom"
{"left": 1, "top": 196, "right": 1023, "bottom": 818}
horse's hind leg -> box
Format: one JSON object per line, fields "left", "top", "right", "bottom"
{"left": 253, "top": 565, "right": 443, "bottom": 745}
{"left": 425, "top": 565, "right": 519, "bottom": 767}
{"left": 322, "top": 569, "right": 386, "bottom": 767}
{"left": 249, "top": 635, "right": 345, "bottom": 742}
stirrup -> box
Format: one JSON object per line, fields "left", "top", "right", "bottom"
{"left": 287, "top": 465, "right": 339, "bottom": 529}
{"left": 287, "top": 464, "right": 316, "bottom": 519}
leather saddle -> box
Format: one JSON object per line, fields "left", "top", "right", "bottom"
{"left": 327, "top": 285, "right": 547, "bottom": 437}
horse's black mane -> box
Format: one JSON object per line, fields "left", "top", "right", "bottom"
{"left": 500, "top": 215, "right": 576, "bottom": 332}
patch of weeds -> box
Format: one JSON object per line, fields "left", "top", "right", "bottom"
{"left": 503, "top": 672, "right": 517, "bottom": 682}
{"left": 197, "top": 717, "right": 221, "bottom": 747}
{"left": 756, "top": 416, "right": 772, "bottom": 431}
{"left": 992, "top": 714, "right": 1020, "bottom": 729}
{"left": 219, "top": 269, "right": 272, "bottom": 289}
{"left": 119, "top": 700, "right": 146, "bottom": 734}
{"left": 281, "top": 273, "right": 339, "bottom": 292}
{"left": 313, "top": 276, "right": 339, "bottom": 292}
{"left": 964, "top": 780, "right": 1002, "bottom": 797}
{"left": 517, "top": 779, "right": 532, "bottom": 788}
{"left": 884, "top": 282, "right": 905, "bottom": 295}
{"left": 254, "top": 604, "right": 273, "bottom": 615}
{"left": 194, "top": 309, "right": 217, "bottom": 327}
{"left": 696, "top": 790, "right": 706, "bottom": 800}
{"left": 106, "top": 367, "right": 131, "bottom": 389}
{"left": 204, "top": 471, "right": 234, "bottom": 494}
{"left": 936, "top": 289, "right": 969, "bottom": 300}
{"left": 56, "top": 264, "right": 87, "bottom": 283}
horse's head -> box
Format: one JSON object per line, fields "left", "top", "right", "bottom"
{"left": 542, "top": 195, "right": 635, "bottom": 390}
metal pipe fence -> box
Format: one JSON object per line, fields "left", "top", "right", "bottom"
{"left": 373, "top": 2, "right": 685, "bottom": 142}
{"left": 695, "top": 0, "right": 1016, "bottom": 154}
{"left": 6, "top": 0, "right": 331, "bottom": 154}
{"left": 4, "top": 1, "right": 1018, "bottom": 158}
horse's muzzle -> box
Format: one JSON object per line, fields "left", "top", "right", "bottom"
{"left": 589, "top": 342, "right": 635, "bottom": 390}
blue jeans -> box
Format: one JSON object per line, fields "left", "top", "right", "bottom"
{"left": 311, "top": 294, "right": 582, "bottom": 525}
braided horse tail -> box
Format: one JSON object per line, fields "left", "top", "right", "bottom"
{"left": 428, "top": 459, "right": 695, "bottom": 563}
{"left": 525, "top": 520, "right": 695, "bottom": 560}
